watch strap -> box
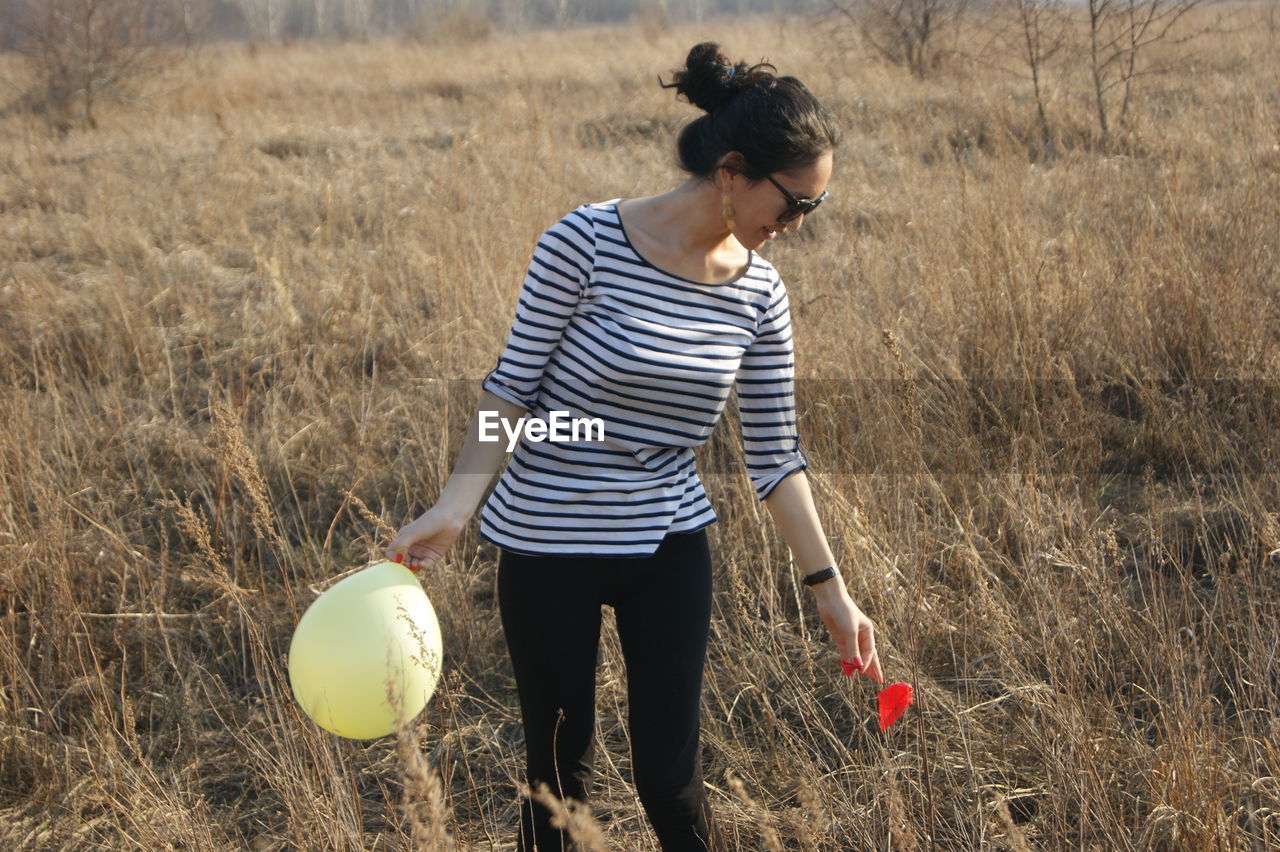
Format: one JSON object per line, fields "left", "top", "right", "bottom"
{"left": 802, "top": 565, "right": 839, "bottom": 586}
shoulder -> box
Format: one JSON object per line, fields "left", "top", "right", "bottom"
{"left": 741, "top": 253, "right": 788, "bottom": 311}
{"left": 557, "top": 199, "right": 621, "bottom": 227}
{"left": 535, "top": 205, "right": 603, "bottom": 271}
{"left": 545, "top": 204, "right": 597, "bottom": 241}
{"left": 543, "top": 199, "right": 624, "bottom": 255}
{"left": 747, "top": 253, "right": 784, "bottom": 287}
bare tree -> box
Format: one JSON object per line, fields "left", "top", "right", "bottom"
{"left": 1008, "top": 0, "right": 1072, "bottom": 151}
{"left": 236, "top": 0, "right": 287, "bottom": 43}
{"left": 830, "top": 0, "right": 971, "bottom": 77}
{"left": 544, "top": 0, "right": 571, "bottom": 29}
{"left": 166, "top": 0, "right": 212, "bottom": 46}
{"left": 308, "top": 0, "right": 333, "bottom": 37}
{"left": 1085, "top": 0, "right": 1211, "bottom": 141}
{"left": 8, "top": 0, "right": 178, "bottom": 134}
{"left": 347, "top": 0, "right": 377, "bottom": 38}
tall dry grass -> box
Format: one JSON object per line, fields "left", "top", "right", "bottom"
{"left": 1, "top": 6, "right": 1278, "bottom": 849}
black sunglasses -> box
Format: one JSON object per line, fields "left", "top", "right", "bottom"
{"left": 764, "top": 174, "right": 828, "bottom": 223}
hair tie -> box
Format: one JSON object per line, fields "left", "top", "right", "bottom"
{"left": 727, "top": 66, "right": 737, "bottom": 81}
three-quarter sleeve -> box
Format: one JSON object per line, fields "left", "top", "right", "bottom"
{"left": 482, "top": 207, "right": 596, "bottom": 410}
{"left": 735, "top": 278, "right": 810, "bottom": 500}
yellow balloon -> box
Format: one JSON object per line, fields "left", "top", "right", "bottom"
{"left": 288, "top": 560, "right": 443, "bottom": 739}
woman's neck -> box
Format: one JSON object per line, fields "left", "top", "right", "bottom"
{"left": 637, "top": 178, "right": 742, "bottom": 258}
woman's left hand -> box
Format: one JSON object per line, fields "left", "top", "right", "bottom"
{"left": 814, "top": 586, "right": 884, "bottom": 683}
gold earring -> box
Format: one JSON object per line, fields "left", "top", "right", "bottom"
{"left": 721, "top": 192, "right": 736, "bottom": 232}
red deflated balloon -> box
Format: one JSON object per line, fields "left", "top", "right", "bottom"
{"left": 878, "top": 682, "right": 914, "bottom": 730}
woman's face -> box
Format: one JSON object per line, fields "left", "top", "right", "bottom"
{"left": 721, "top": 149, "right": 834, "bottom": 250}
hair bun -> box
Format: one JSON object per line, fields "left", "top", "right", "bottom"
{"left": 663, "top": 42, "right": 775, "bottom": 113}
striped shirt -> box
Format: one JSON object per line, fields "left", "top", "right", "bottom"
{"left": 478, "top": 199, "right": 809, "bottom": 558}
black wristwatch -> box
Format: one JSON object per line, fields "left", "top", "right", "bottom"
{"left": 802, "top": 566, "right": 839, "bottom": 587}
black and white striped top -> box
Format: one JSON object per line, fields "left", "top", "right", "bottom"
{"left": 478, "top": 199, "right": 809, "bottom": 558}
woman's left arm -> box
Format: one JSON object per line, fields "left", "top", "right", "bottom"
{"left": 763, "top": 470, "right": 884, "bottom": 683}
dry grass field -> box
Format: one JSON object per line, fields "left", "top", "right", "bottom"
{"left": 2, "top": 4, "right": 1279, "bottom": 849}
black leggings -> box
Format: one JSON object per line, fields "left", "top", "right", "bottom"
{"left": 497, "top": 528, "right": 724, "bottom": 852}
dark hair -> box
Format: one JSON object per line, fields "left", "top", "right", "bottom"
{"left": 661, "top": 42, "right": 839, "bottom": 181}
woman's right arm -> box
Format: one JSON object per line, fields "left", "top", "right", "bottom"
{"left": 388, "top": 206, "right": 594, "bottom": 570}
{"left": 385, "top": 389, "right": 526, "bottom": 570}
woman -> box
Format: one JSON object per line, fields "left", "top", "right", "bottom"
{"left": 387, "top": 42, "right": 884, "bottom": 852}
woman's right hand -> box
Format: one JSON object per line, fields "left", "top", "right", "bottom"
{"left": 385, "top": 508, "right": 464, "bottom": 571}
